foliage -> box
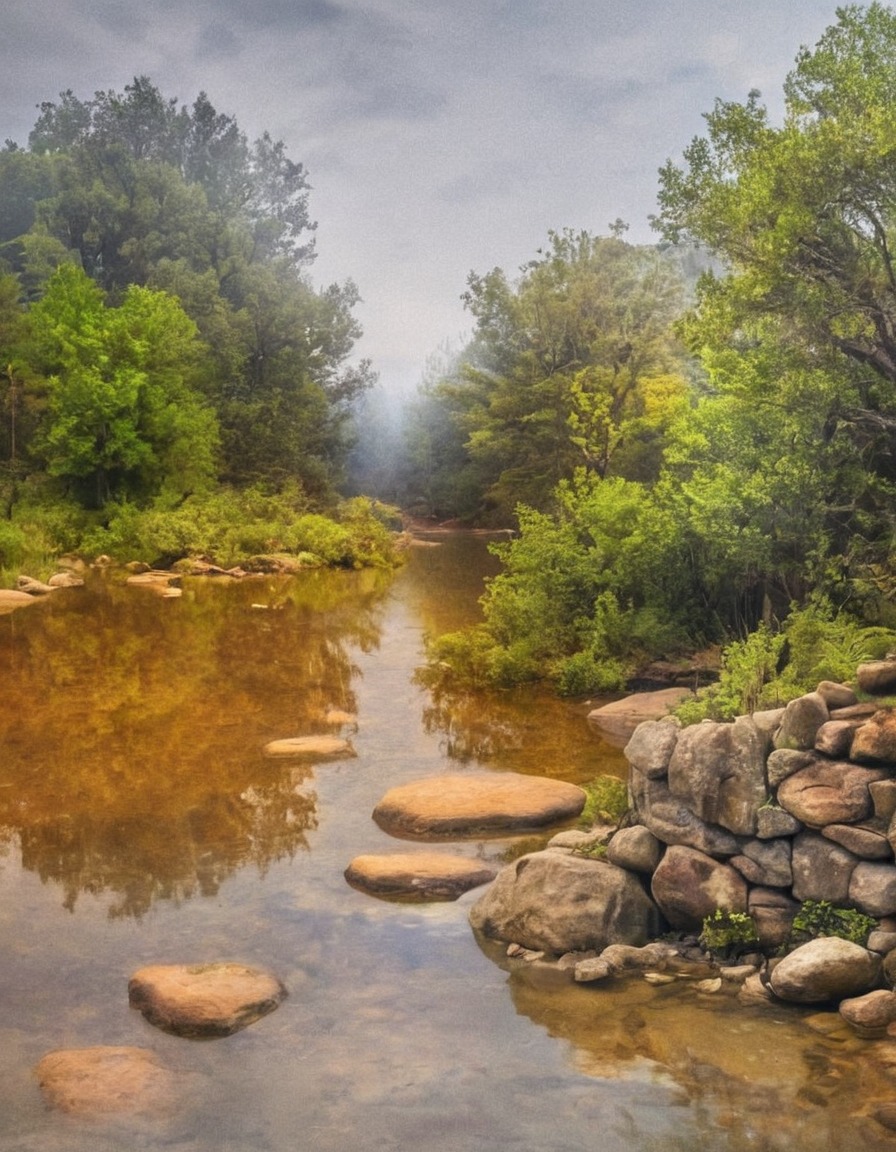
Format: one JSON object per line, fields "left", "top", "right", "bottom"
{"left": 699, "top": 910, "right": 760, "bottom": 959}
{"left": 677, "top": 600, "right": 896, "bottom": 723}
{"left": 787, "top": 900, "right": 877, "bottom": 949}
{"left": 578, "top": 775, "right": 629, "bottom": 828}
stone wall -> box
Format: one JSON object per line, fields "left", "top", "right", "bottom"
{"left": 619, "top": 661, "right": 896, "bottom": 948}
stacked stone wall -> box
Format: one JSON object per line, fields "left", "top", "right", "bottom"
{"left": 620, "top": 661, "right": 896, "bottom": 945}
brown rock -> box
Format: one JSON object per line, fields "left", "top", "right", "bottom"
{"left": 774, "top": 692, "right": 830, "bottom": 751}
{"left": 816, "top": 681, "right": 859, "bottom": 710}
{"left": 623, "top": 717, "right": 680, "bottom": 779}
{"left": 587, "top": 688, "right": 692, "bottom": 745}
{"left": 850, "top": 862, "right": 896, "bottom": 917}
{"left": 730, "top": 838, "right": 792, "bottom": 887}
{"left": 629, "top": 767, "right": 740, "bottom": 855}
{"left": 606, "top": 825, "right": 663, "bottom": 874}
{"left": 857, "top": 661, "right": 896, "bottom": 696}
{"left": 822, "top": 822, "right": 892, "bottom": 860}
{"left": 814, "top": 719, "right": 863, "bottom": 759}
{"left": 872, "top": 779, "right": 896, "bottom": 823}
{"left": 650, "top": 845, "right": 748, "bottom": 932}
{"left": 47, "top": 570, "right": 85, "bottom": 588}
{"left": 766, "top": 749, "right": 815, "bottom": 789}
{"left": 0, "top": 588, "right": 38, "bottom": 613}
{"left": 372, "top": 773, "right": 585, "bottom": 838}
{"left": 264, "top": 735, "right": 354, "bottom": 758}
{"left": 469, "top": 850, "right": 659, "bottom": 954}
{"left": 34, "top": 1046, "right": 175, "bottom": 1115}
{"left": 839, "top": 989, "right": 896, "bottom": 1036}
{"left": 344, "top": 853, "right": 496, "bottom": 901}
{"left": 16, "top": 574, "right": 55, "bottom": 595}
{"left": 128, "top": 962, "right": 287, "bottom": 1037}
{"left": 777, "top": 761, "right": 888, "bottom": 828}
{"left": 749, "top": 887, "right": 800, "bottom": 951}
{"left": 792, "top": 832, "right": 860, "bottom": 903}
{"left": 768, "top": 938, "right": 881, "bottom": 1004}
{"left": 755, "top": 804, "right": 802, "bottom": 839}
{"left": 851, "top": 710, "right": 896, "bottom": 765}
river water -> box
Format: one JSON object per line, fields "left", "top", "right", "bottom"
{"left": 1, "top": 533, "right": 895, "bottom": 1151}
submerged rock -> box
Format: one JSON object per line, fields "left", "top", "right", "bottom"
{"left": 469, "top": 849, "right": 659, "bottom": 954}
{"left": 264, "top": 735, "right": 354, "bottom": 758}
{"left": 344, "top": 853, "right": 496, "bottom": 901}
{"left": 372, "top": 773, "right": 585, "bottom": 838}
{"left": 128, "top": 962, "right": 287, "bottom": 1038}
{"left": 34, "top": 1046, "right": 175, "bottom": 1116}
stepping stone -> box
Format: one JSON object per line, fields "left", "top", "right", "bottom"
{"left": 0, "top": 588, "right": 38, "bottom": 614}
{"left": 372, "top": 773, "right": 585, "bottom": 838}
{"left": 34, "top": 1046, "right": 175, "bottom": 1116}
{"left": 264, "top": 735, "right": 354, "bottom": 758}
{"left": 344, "top": 853, "right": 497, "bottom": 901}
{"left": 128, "top": 962, "right": 287, "bottom": 1038}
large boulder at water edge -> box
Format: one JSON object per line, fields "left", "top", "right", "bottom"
{"left": 469, "top": 850, "right": 660, "bottom": 954}
{"left": 128, "top": 962, "right": 287, "bottom": 1038}
{"left": 34, "top": 1046, "right": 176, "bottom": 1116}
{"left": 768, "top": 938, "right": 882, "bottom": 1004}
{"left": 344, "top": 853, "right": 496, "bottom": 901}
{"left": 372, "top": 773, "right": 585, "bottom": 838}
{"left": 650, "top": 845, "right": 748, "bottom": 931}
{"left": 587, "top": 689, "right": 692, "bottom": 744}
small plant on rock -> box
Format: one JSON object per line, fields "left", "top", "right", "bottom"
{"left": 578, "top": 775, "right": 629, "bottom": 829}
{"left": 788, "top": 900, "right": 876, "bottom": 949}
{"left": 699, "top": 909, "right": 759, "bottom": 959}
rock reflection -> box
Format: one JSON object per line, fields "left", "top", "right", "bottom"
{"left": 0, "top": 567, "right": 390, "bottom": 917}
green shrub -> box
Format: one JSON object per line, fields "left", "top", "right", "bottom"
{"left": 699, "top": 909, "right": 760, "bottom": 958}
{"left": 787, "top": 900, "right": 876, "bottom": 949}
{"left": 553, "top": 651, "right": 627, "bottom": 696}
{"left": 578, "top": 775, "right": 629, "bottom": 828}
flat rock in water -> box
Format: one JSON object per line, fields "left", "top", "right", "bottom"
{"left": 128, "top": 962, "right": 287, "bottom": 1038}
{"left": 344, "top": 853, "right": 497, "bottom": 900}
{"left": 587, "top": 689, "right": 693, "bottom": 744}
{"left": 0, "top": 588, "right": 39, "bottom": 614}
{"left": 34, "top": 1046, "right": 175, "bottom": 1115}
{"left": 372, "top": 773, "right": 585, "bottom": 838}
{"left": 264, "top": 734, "right": 354, "bottom": 758}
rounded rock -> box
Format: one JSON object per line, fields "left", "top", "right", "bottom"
{"left": 768, "top": 938, "right": 881, "bottom": 1004}
{"left": 344, "top": 853, "right": 496, "bottom": 901}
{"left": 128, "top": 962, "right": 287, "bottom": 1038}
{"left": 34, "top": 1046, "right": 175, "bottom": 1116}
{"left": 372, "top": 773, "right": 585, "bottom": 838}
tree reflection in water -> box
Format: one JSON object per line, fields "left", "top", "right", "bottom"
{"left": 0, "top": 567, "right": 390, "bottom": 917}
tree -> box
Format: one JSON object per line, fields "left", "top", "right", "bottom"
{"left": 27, "top": 264, "right": 218, "bottom": 507}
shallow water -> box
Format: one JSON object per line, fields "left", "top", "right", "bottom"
{"left": 1, "top": 535, "right": 895, "bottom": 1151}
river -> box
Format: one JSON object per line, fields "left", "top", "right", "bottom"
{"left": 1, "top": 533, "right": 894, "bottom": 1151}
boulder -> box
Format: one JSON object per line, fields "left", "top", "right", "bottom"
{"left": 17, "top": 574, "right": 55, "bottom": 595}
{"left": 851, "top": 710, "right": 896, "bottom": 764}
{"left": 749, "top": 887, "right": 800, "bottom": 951}
{"left": 768, "top": 938, "right": 881, "bottom": 1004}
{"left": 777, "top": 761, "right": 888, "bottom": 828}
{"left": 598, "top": 942, "right": 670, "bottom": 972}
{"left": 0, "top": 588, "right": 38, "bottom": 614}
{"left": 623, "top": 717, "right": 680, "bottom": 780}
{"left": 468, "top": 850, "right": 659, "bottom": 954}
{"left": 344, "top": 853, "right": 496, "bottom": 901}
{"left": 128, "top": 962, "right": 287, "bottom": 1038}
{"left": 729, "top": 838, "right": 792, "bottom": 888}
{"left": 629, "top": 768, "right": 739, "bottom": 856}
{"left": 587, "top": 688, "right": 692, "bottom": 744}
{"left": 264, "top": 735, "right": 354, "bottom": 759}
{"left": 839, "top": 989, "right": 896, "bottom": 1036}
{"left": 814, "top": 720, "right": 863, "bottom": 759}
{"left": 791, "top": 832, "right": 859, "bottom": 903}
{"left": 47, "top": 570, "right": 85, "bottom": 588}
{"left": 605, "top": 825, "right": 663, "bottom": 874}
{"left": 849, "top": 862, "right": 896, "bottom": 917}
{"left": 650, "top": 845, "right": 748, "bottom": 932}
{"left": 34, "top": 1046, "right": 175, "bottom": 1116}
{"left": 856, "top": 661, "right": 896, "bottom": 696}
{"left": 766, "top": 749, "right": 816, "bottom": 789}
{"left": 816, "top": 681, "right": 859, "bottom": 710}
{"left": 666, "top": 716, "right": 768, "bottom": 836}
{"left": 372, "top": 773, "right": 585, "bottom": 838}
{"left": 872, "top": 780, "right": 896, "bottom": 823}
{"left": 822, "top": 822, "right": 892, "bottom": 860}
{"left": 755, "top": 804, "right": 802, "bottom": 839}
{"left": 774, "top": 692, "right": 829, "bottom": 751}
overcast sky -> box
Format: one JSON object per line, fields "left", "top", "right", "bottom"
{"left": 2, "top": 0, "right": 841, "bottom": 394}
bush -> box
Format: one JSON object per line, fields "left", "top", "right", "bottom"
{"left": 578, "top": 775, "right": 629, "bottom": 827}
{"left": 787, "top": 900, "right": 876, "bottom": 949}
{"left": 699, "top": 909, "right": 759, "bottom": 959}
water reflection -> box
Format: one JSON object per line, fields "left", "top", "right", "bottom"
{"left": 0, "top": 567, "right": 390, "bottom": 917}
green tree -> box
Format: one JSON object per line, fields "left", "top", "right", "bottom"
{"left": 27, "top": 264, "right": 217, "bottom": 507}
